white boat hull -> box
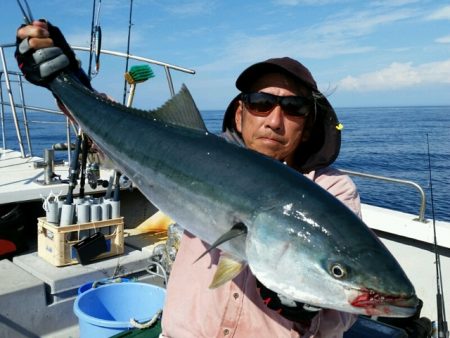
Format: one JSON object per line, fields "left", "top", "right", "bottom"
{"left": 362, "top": 203, "right": 450, "bottom": 322}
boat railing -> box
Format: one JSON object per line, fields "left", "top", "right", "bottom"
{"left": 0, "top": 67, "right": 72, "bottom": 160}
{"left": 0, "top": 69, "right": 28, "bottom": 156}
{"left": 0, "top": 42, "right": 196, "bottom": 159}
{"left": 339, "top": 169, "right": 427, "bottom": 223}
{"left": 71, "top": 46, "right": 196, "bottom": 97}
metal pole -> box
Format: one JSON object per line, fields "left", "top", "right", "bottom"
{"left": 66, "top": 117, "right": 72, "bottom": 165}
{"left": 0, "top": 46, "right": 25, "bottom": 157}
{"left": 72, "top": 46, "right": 196, "bottom": 74}
{"left": 164, "top": 66, "right": 175, "bottom": 97}
{"left": 0, "top": 72, "right": 6, "bottom": 150}
{"left": 17, "top": 74, "right": 33, "bottom": 156}
{"left": 122, "top": 0, "right": 134, "bottom": 105}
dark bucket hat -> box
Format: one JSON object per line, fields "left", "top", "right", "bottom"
{"left": 222, "top": 57, "right": 342, "bottom": 173}
{"left": 236, "top": 57, "right": 318, "bottom": 92}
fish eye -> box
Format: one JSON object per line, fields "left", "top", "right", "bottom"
{"left": 330, "top": 263, "right": 347, "bottom": 279}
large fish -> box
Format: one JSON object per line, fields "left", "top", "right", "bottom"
{"left": 49, "top": 72, "right": 418, "bottom": 317}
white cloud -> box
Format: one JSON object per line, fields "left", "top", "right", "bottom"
{"left": 315, "top": 8, "right": 417, "bottom": 39}
{"left": 370, "top": 0, "right": 420, "bottom": 7}
{"left": 196, "top": 6, "right": 416, "bottom": 74}
{"left": 337, "top": 60, "right": 450, "bottom": 92}
{"left": 426, "top": 5, "right": 450, "bottom": 20}
{"left": 274, "top": 0, "right": 420, "bottom": 8}
{"left": 273, "top": 0, "right": 342, "bottom": 5}
{"left": 436, "top": 35, "right": 450, "bottom": 44}
{"left": 161, "top": 0, "right": 217, "bottom": 16}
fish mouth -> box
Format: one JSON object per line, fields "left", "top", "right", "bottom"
{"left": 350, "top": 289, "right": 419, "bottom": 317}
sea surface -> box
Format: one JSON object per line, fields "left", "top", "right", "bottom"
{"left": 3, "top": 106, "right": 449, "bottom": 222}
{"left": 202, "top": 106, "right": 450, "bottom": 222}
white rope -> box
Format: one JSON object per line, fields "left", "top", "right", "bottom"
{"left": 129, "top": 309, "right": 162, "bottom": 329}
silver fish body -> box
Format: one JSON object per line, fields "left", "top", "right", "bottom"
{"left": 49, "top": 73, "right": 418, "bottom": 316}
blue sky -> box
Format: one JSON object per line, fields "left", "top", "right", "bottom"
{"left": 1, "top": 0, "right": 450, "bottom": 110}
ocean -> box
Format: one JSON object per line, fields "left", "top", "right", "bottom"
{"left": 3, "top": 106, "right": 450, "bottom": 222}
{"left": 202, "top": 106, "right": 450, "bottom": 222}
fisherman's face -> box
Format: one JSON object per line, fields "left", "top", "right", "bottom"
{"left": 235, "top": 73, "right": 309, "bottom": 165}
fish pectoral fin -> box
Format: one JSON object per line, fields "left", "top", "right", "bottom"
{"left": 194, "top": 222, "right": 247, "bottom": 263}
{"left": 209, "top": 254, "right": 245, "bottom": 289}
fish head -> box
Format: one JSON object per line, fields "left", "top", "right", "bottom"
{"left": 246, "top": 202, "right": 418, "bottom": 317}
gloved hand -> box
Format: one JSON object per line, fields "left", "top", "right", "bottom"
{"left": 15, "top": 20, "right": 92, "bottom": 89}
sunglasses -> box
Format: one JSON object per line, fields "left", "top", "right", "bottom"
{"left": 241, "top": 92, "right": 311, "bottom": 117}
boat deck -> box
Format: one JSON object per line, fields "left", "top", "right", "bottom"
{"left": 0, "top": 148, "right": 167, "bottom": 337}
{"left": 1, "top": 245, "right": 161, "bottom": 338}
{"left": 0, "top": 214, "right": 167, "bottom": 337}
{"left": 0, "top": 148, "right": 112, "bottom": 204}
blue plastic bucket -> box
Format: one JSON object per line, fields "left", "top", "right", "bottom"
{"left": 74, "top": 282, "right": 165, "bottom": 338}
{"left": 77, "top": 277, "right": 131, "bottom": 295}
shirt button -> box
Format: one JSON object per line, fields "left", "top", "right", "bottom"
{"left": 223, "top": 328, "right": 230, "bottom": 335}
{"left": 233, "top": 292, "right": 239, "bottom": 299}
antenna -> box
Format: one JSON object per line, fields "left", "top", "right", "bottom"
{"left": 122, "top": 0, "right": 134, "bottom": 105}
{"left": 427, "top": 133, "right": 448, "bottom": 338}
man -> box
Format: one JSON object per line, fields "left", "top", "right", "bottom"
{"left": 16, "top": 21, "right": 360, "bottom": 337}
{"left": 161, "top": 58, "right": 361, "bottom": 338}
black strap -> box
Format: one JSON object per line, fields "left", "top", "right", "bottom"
{"left": 256, "top": 279, "right": 320, "bottom": 322}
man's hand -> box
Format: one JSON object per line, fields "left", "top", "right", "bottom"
{"left": 15, "top": 20, "right": 92, "bottom": 90}
{"left": 17, "top": 20, "right": 53, "bottom": 50}
{"left": 15, "top": 20, "right": 71, "bottom": 87}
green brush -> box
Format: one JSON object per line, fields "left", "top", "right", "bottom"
{"left": 124, "top": 64, "right": 155, "bottom": 107}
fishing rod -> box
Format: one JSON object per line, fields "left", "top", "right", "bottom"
{"left": 426, "top": 133, "right": 448, "bottom": 338}
{"left": 78, "top": 135, "right": 89, "bottom": 198}
{"left": 87, "top": 0, "right": 102, "bottom": 79}
{"left": 16, "top": 0, "right": 33, "bottom": 24}
{"left": 77, "top": 0, "right": 103, "bottom": 197}
{"left": 122, "top": 0, "right": 134, "bottom": 105}
{"left": 65, "top": 129, "right": 82, "bottom": 205}
{"left": 87, "top": 0, "right": 96, "bottom": 78}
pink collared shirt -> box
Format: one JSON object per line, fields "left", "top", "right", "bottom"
{"left": 161, "top": 167, "right": 361, "bottom": 338}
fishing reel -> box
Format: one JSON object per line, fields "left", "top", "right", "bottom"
{"left": 86, "top": 163, "right": 109, "bottom": 189}
{"left": 119, "top": 174, "right": 132, "bottom": 190}
{"left": 86, "top": 163, "right": 100, "bottom": 189}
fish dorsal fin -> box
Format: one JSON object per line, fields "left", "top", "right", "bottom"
{"left": 209, "top": 254, "right": 246, "bottom": 289}
{"left": 194, "top": 222, "right": 247, "bottom": 263}
{"left": 150, "top": 84, "right": 207, "bottom": 131}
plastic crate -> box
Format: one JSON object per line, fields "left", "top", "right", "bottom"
{"left": 37, "top": 217, "right": 124, "bottom": 266}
